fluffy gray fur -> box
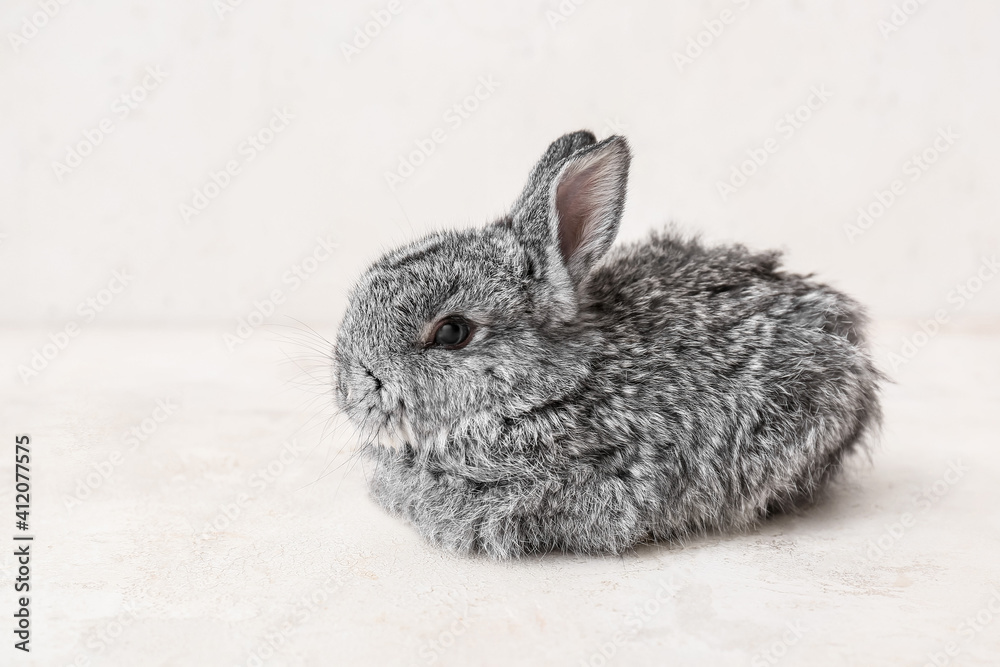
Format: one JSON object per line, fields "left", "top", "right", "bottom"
{"left": 333, "top": 130, "right": 882, "bottom": 559}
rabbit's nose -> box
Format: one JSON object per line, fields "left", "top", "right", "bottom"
{"left": 346, "top": 361, "right": 385, "bottom": 406}
{"left": 361, "top": 362, "right": 384, "bottom": 393}
{"left": 333, "top": 359, "right": 374, "bottom": 404}
{"left": 335, "top": 372, "right": 350, "bottom": 402}
{"left": 335, "top": 356, "right": 389, "bottom": 411}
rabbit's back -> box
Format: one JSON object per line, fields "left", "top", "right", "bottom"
{"left": 580, "top": 231, "right": 882, "bottom": 537}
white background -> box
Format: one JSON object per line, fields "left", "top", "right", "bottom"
{"left": 2, "top": 2, "right": 1000, "bottom": 666}
{"left": 2, "top": 0, "right": 998, "bottom": 328}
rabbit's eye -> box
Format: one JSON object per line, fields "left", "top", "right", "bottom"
{"left": 431, "top": 317, "right": 473, "bottom": 349}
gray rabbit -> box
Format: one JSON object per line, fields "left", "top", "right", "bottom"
{"left": 333, "top": 130, "right": 882, "bottom": 558}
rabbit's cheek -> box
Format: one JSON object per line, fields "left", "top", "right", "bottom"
{"left": 375, "top": 420, "right": 407, "bottom": 450}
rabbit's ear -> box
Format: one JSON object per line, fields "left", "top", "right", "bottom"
{"left": 513, "top": 131, "right": 597, "bottom": 210}
{"left": 547, "top": 136, "right": 630, "bottom": 286}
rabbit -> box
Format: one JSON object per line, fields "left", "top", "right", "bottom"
{"left": 333, "top": 130, "right": 882, "bottom": 559}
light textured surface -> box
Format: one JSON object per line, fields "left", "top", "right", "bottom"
{"left": 1, "top": 322, "right": 998, "bottom": 666}
{"left": 3, "top": 0, "right": 1000, "bottom": 664}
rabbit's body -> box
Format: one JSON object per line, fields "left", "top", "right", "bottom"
{"left": 336, "top": 131, "right": 881, "bottom": 558}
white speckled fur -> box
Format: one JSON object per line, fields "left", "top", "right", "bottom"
{"left": 333, "top": 131, "right": 883, "bottom": 558}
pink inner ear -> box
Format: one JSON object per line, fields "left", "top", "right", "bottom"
{"left": 555, "top": 164, "right": 600, "bottom": 263}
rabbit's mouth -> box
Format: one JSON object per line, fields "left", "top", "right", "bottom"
{"left": 373, "top": 410, "right": 419, "bottom": 450}
{"left": 365, "top": 408, "right": 459, "bottom": 455}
